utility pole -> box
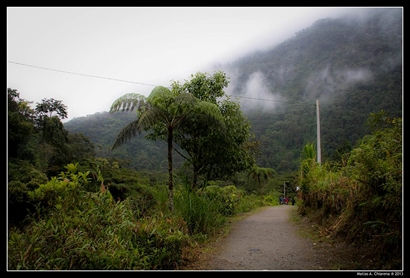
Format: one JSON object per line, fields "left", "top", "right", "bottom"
{"left": 316, "top": 99, "right": 321, "bottom": 165}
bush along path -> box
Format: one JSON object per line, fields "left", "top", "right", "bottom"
{"left": 186, "top": 205, "right": 335, "bottom": 270}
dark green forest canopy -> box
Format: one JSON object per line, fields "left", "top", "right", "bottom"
{"left": 224, "top": 9, "right": 402, "bottom": 172}
{"left": 65, "top": 9, "right": 402, "bottom": 173}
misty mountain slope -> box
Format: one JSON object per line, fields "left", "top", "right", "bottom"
{"left": 221, "top": 9, "right": 402, "bottom": 172}
{"left": 226, "top": 9, "right": 401, "bottom": 103}
{"left": 64, "top": 9, "right": 402, "bottom": 173}
{"left": 64, "top": 111, "right": 173, "bottom": 171}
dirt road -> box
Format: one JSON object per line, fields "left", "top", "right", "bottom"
{"left": 197, "top": 205, "right": 330, "bottom": 270}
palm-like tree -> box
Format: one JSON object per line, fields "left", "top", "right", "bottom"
{"left": 110, "top": 85, "right": 222, "bottom": 211}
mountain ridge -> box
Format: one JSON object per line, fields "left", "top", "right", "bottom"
{"left": 65, "top": 9, "right": 402, "bottom": 173}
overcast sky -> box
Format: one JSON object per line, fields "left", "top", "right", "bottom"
{"left": 7, "top": 7, "right": 373, "bottom": 121}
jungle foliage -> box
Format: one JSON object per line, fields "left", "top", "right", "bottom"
{"left": 8, "top": 9, "right": 402, "bottom": 270}
{"left": 8, "top": 88, "right": 274, "bottom": 270}
{"left": 297, "top": 112, "right": 402, "bottom": 269}
{"left": 8, "top": 158, "right": 273, "bottom": 270}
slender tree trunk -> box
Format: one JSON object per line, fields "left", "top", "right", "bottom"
{"left": 167, "top": 127, "right": 174, "bottom": 211}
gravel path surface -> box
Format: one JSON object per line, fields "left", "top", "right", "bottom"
{"left": 203, "top": 205, "right": 328, "bottom": 270}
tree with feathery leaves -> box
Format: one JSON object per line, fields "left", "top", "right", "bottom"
{"left": 110, "top": 84, "right": 223, "bottom": 211}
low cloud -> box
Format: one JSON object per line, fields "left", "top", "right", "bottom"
{"left": 305, "top": 65, "right": 373, "bottom": 101}
{"left": 338, "top": 68, "right": 372, "bottom": 84}
{"left": 233, "top": 71, "right": 283, "bottom": 113}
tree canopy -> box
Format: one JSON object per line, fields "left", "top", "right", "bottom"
{"left": 172, "top": 72, "right": 254, "bottom": 188}
{"left": 110, "top": 83, "right": 224, "bottom": 210}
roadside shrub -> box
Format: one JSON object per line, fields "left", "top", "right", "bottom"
{"left": 263, "top": 190, "right": 280, "bottom": 206}
{"left": 8, "top": 191, "right": 149, "bottom": 270}
{"left": 133, "top": 215, "right": 189, "bottom": 269}
{"left": 8, "top": 163, "right": 189, "bottom": 270}
{"left": 174, "top": 186, "right": 225, "bottom": 235}
{"left": 28, "top": 163, "right": 89, "bottom": 215}
{"left": 297, "top": 115, "right": 402, "bottom": 269}
{"left": 200, "top": 185, "right": 242, "bottom": 216}
{"left": 236, "top": 193, "right": 266, "bottom": 213}
{"left": 175, "top": 184, "right": 269, "bottom": 237}
{"left": 150, "top": 184, "right": 169, "bottom": 212}
{"left": 341, "top": 117, "right": 402, "bottom": 264}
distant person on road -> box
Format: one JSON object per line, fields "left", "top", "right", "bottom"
{"left": 291, "top": 197, "right": 295, "bottom": 206}
{"left": 284, "top": 197, "right": 289, "bottom": 205}
{"left": 279, "top": 196, "right": 283, "bottom": 205}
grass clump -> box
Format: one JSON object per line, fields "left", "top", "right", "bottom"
{"left": 174, "top": 185, "right": 226, "bottom": 236}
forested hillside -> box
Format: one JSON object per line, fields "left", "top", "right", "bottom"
{"left": 223, "top": 8, "right": 402, "bottom": 172}
{"left": 8, "top": 8, "right": 402, "bottom": 270}
{"left": 64, "top": 112, "right": 176, "bottom": 171}
{"left": 65, "top": 9, "right": 402, "bottom": 173}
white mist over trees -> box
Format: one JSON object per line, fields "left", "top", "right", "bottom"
{"left": 235, "top": 71, "right": 283, "bottom": 112}
{"left": 217, "top": 8, "right": 401, "bottom": 108}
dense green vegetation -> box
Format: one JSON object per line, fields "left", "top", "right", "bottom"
{"left": 297, "top": 112, "right": 402, "bottom": 269}
{"left": 173, "top": 72, "right": 255, "bottom": 188}
{"left": 8, "top": 163, "right": 275, "bottom": 270}
{"left": 8, "top": 89, "right": 95, "bottom": 226}
{"left": 7, "top": 87, "right": 277, "bottom": 270}
{"left": 9, "top": 163, "right": 188, "bottom": 270}
{"left": 108, "top": 72, "right": 254, "bottom": 211}
{"left": 8, "top": 9, "right": 402, "bottom": 270}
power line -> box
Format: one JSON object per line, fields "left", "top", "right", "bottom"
{"left": 229, "top": 95, "right": 284, "bottom": 103}
{"left": 8, "top": 60, "right": 315, "bottom": 106}
{"left": 8, "top": 60, "right": 159, "bottom": 87}
{"left": 229, "top": 95, "right": 314, "bottom": 106}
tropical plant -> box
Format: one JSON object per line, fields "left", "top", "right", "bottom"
{"left": 8, "top": 163, "right": 190, "bottom": 270}
{"left": 174, "top": 185, "right": 225, "bottom": 235}
{"left": 298, "top": 143, "right": 317, "bottom": 195}
{"left": 110, "top": 85, "right": 222, "bottom": 210}
{"left": 173, "top": 72, "right": 254, "bottom": 188}
{"left": 301, "top": 143, "right": 316, "bottom": 161}
{"left": 296, "top": 113, "right": 402, "bottom": 268}
{"left": 200, "top": 185, "right": 243, "bottom": 216}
